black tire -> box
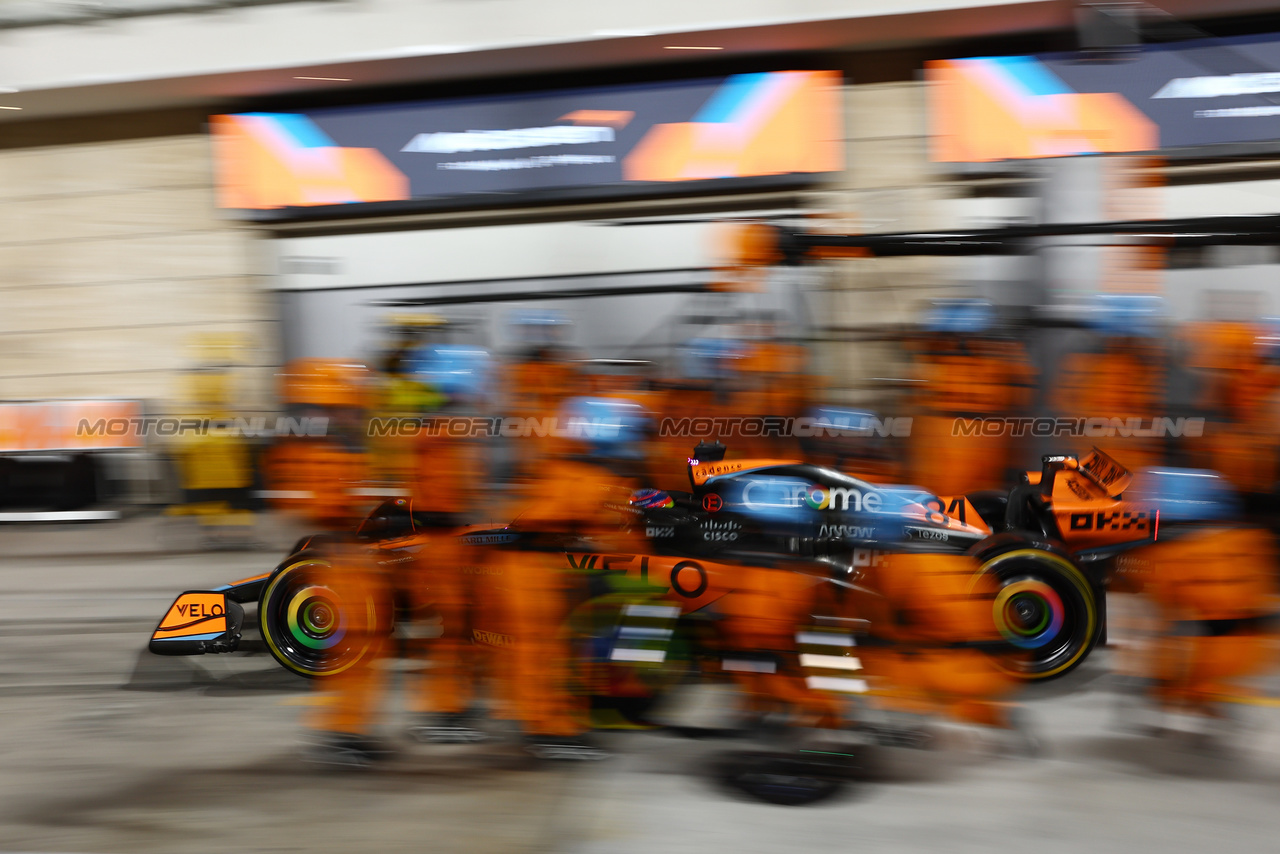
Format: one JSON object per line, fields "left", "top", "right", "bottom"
{"left": 569, "top": 593, "right": 697, "bottom": 724}
{"left": 716, "top": 750, "right": 853, "bottom": 806}
{"left": 975, "top": 547, "right": 1101, "bottom": 681}
{"left": 259, "top": 556, "right": 382, "bottom": 678}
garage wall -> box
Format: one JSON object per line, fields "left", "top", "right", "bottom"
{"left": 0, "top": 131, "right": 278, "bottom": 413}
{"left": 817, "top": 81, "right": 967, "bottom": 403}
{"left": 273, "top": 220, "right": 814, "bottom": 367}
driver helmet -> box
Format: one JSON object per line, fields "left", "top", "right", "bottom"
{"left": 406, "top": 344, "right": 492, "bottom": 406}
{"left": 630, "top": 487, "right": 675, "bottom": 509}
{"left": 679, "top": 336, "right": 746, "bottom": 382}
{"left": 1088, "top": 293, "right": 1165, "bottom": 339}
{"left": 1254, "top": 317, "right": 1280, "bottom": 364}
{"left": 509, "top": 308, "right": 573, "bottom": 349}
{"left": 923, "top": 299, "right": 995, "bottom": 335}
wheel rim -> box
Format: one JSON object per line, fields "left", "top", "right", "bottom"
{"left": 978, "top": 550, "right": 1097, "bottom": 679}
{"left": 287, "top": 586, "right": 346, "bottom": 650}
{"left": 993, "top": 580, "right": 1065, "bottom": 650}
{"left": 261, "top": 561, "right": 374, "bottom": 677}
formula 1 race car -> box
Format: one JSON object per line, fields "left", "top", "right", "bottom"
{"left": 620, "top": 443, "right": 1160, "bottom": 680}
{"left": 149, "top": 443, "right": 1157, "bottom": 683}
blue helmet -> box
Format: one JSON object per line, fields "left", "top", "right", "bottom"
{"left": 406, "top": 345, "right": 492, "bottom": 400}
{"left": 559, "top": 397, "right": 650, "bottom": 460}
{"left": 509, "top": 308, "right": 572, "bottom": 347}
{"left": 1088, "top": 293, "right": 1165, "bottom": 338}
{"left": 680, "top": 337, "right": 745, "bottom": 380}
{"left": 1128, "top": 467, "right": 1240, "bottom": 523}
{"left": 923, "top": 299, "right": 995, "bottom": 335}
{"left": 1256, "top": 318, "right": 1280, "bottom": 363}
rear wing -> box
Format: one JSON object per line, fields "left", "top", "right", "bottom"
{"left": 1078, "top": 446, "right": 1132, "bottom": 498}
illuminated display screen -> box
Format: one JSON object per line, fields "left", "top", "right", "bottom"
{"left": 212, "top": 70, "right": 843, "bottom": 216}
{"left": 929, "top": 32, "right": 1280, "bottom": 161}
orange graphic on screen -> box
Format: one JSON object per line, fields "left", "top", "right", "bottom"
{"left": 212, "top": 113, "right": 409, "bottom": 210}
{"left": 559, "top": 110, "right": 635, "bottom": 128}
{"left": 927, "top": 57, "right": 1157, "bottom": 162}
{"left": 623, "top": 70, "right": 843, "bottom": 182}
{"left": 0, "top": 400, "right": 144, "bottom": 453}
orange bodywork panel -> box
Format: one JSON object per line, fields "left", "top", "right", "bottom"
{"left": 1049, "top": 469, "right": 1155, "bottom": 551}
{"left": 689, "top": 458, "right": 800, "bottom": 487}
{"left": 936, "top": 495, "right": 992, "bottom": 534}
{"left": 152, "top": 592, "right": 229, "bottom": 641}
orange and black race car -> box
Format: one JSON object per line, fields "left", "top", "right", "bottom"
{"left": 148, "top": 444, "right": 1159, "bottom": 683}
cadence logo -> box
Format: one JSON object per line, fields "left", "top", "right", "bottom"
{"left": 741, "top": 479, "right": 883, "bottom": 513}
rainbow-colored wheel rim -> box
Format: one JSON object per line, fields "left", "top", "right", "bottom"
{"left": 285, "top": 585, "right": 345, "bottom": 650}
{"left": 993, "top": 580, "right": 1065, "bottom": 649}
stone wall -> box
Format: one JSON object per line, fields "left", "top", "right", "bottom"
{"left": 814, "top": 80, "right": 964, "bottom": 405}
{"left": 0, "top": 130, "right": 276, "bottom": 413}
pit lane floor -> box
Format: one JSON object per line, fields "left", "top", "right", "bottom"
{"left": 2, "top": 518, "right": 1280, "bottom": 854}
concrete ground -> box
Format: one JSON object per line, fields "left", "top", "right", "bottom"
{"left": 2, "top": 513, "right": 1280, "bottom": 854}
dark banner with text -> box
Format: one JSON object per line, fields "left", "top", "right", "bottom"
{"left": 213, "top": 70, "right": 842, "bottom": 214}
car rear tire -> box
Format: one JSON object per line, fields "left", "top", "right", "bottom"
{"left": 715, "top": 750, "right": 855, "bottom": 806}
{"left": 259, "top": 557, "right": 382, "bottom": 678}
{"left": 975, "top": 548, "right": 1100, "bottom": 681}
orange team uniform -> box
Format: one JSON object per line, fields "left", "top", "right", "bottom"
{"left": 1054, "top": 346, "right": 1166, "bottom": 471}
{"left": 478, "top": 458, "right": 642, "bottom": 737}
{"left": 730, "top": 341, "right": 812, "bottom": 460}
{"left": 910, "top": 341, "right": 1034, "bottom": 496}
{"left": 1139, "top": 527, "right": 1278, "bottom": 713}
{"left": 307, "top": 429, "right": 487, "bottom": 741}
{"left": 504, "top": 357, "right": 583, "bottom": 483}
{"left": 860, "top": 553, "right": 1020, "bottom": 729}
{"left": 307, "top": 544, "right": 394, "bottom": 738}
{"left": 714, "top": 563, "right": 845, "bottom": 727}
{"left": 409, "top": 427, "right": 486, "bottom": 720}
{"left": 1187, "top": 323, "right": 1280, "bottom": 494}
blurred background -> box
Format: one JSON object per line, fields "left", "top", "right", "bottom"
{"left": 8, "top": 1, "right": 1280, "bottom": 852}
